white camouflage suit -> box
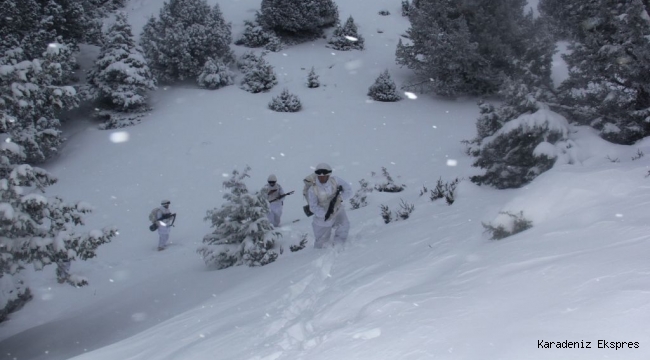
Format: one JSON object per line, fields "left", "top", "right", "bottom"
{"left": 156, "top": 205, "right": 173, "bottom": 249}
{"left": 307, "top": 175, "right": 353, "bottom": 248}
{"left": 261, "top": 181, "right": 285, "bottom": 227}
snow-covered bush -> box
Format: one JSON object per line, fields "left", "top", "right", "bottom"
{"left": 197, "top": 57, "right": 234, "bottom": 90}
{"left": 235, "top": 16, "right": 282, "bottom": 51}
{"left": 367, "top": 70, "right": 401, "bottom": 102}
{"left": 349, "top": 179, "right": 373, "bottom": 210}
{"left": 327, "top": 16, "right": 364, "bottom": 51}
{"left": 139, "top": 0, "right": 234, "bottom": 82}
{"left": 268, "top": 89, "right": 302, "bottom": 112}
{"left": 198, "top": 166, "right": 280, "bottom": 270}
{"left": 373, "top": 167, "right": 405, "bottom": 192}
{"left": 240, "top": 56, "right": 278, "bottom": 93}
{"left": 307, "top": 67, "right": 320, "bottom": 88}
{"left": 259, "top": 0, "right": 339, "bottom": 36}
{"left": 482, "top": 211, "right": 532, "bottom": 240}
{"left": 469, "top": 108, "right": 572, "bottom": 189}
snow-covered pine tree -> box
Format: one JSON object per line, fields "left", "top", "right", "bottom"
{"left": 307, "top": 67, "right": 320, "bottom": 88}
{"left": 396, "top": 0, "right": 487, "bottom": 96}
{"left": 396, "top": 0, "right": 535, "bottom": 96}
{"left": 88, "top": 12, "right": 156, "bottom": 111}
{"left": 234, "top": 13, "right": 282, "bottom": 51}
{"left": 327, "top": 16, "right": 364, "bottom": 51}
{"left": 198, "top": 166, "right": 280, "bottom": 270}
{"left": 197, "top": 57, "right": 234, "bottom": 90}
{"left": 0, "top": 129, "right": 117, "bottom": 321}
{"left": 551, "top": 0, "right": 650, "bottom": 144}
{"left": 237, "top": 51, "right": 264, "bottom": 73}
{"left": 0, "top": 45, "right": 79, "bottom": 164}
{"left": 240, "top": 56, "right": 278, "bottom": 93}
{"left": 367, "top": 70, "right": 401, "bottom": 102}
{"left": 259, "top": 0, "right": 339, "bottom": 36}
{"left": 463, "top": 12, "right": 561, "bottom": 189}
{"left": 268, "top": 88, "right": 302, "bottom": 112}
{"left": 139, "top": 0, "right": 234, "bottom": 82}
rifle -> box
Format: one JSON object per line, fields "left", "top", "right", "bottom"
{"left": 324, "top": 186, "right": 343, "bottom": 221}
{"left": 270, "top": 191, "right": 294, "bottom": 203}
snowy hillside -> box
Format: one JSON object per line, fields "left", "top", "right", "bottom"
{"left": 0, "top": 0, "right": 649, "bottom": 359}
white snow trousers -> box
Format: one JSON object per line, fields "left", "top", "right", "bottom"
{"left": 312, "top": 209, "right": 350, "bottom": 249}
{"left": 267, "top": 202, "right": 283, "bottom": 227}
{"left": 157, "top": 225, "right": 171, "bottom": 248}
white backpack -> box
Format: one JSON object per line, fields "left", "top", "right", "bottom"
{"left": 148, "top": 207, "right": 159, "bottom": 223}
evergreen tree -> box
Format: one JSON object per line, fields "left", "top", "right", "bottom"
{"left": 259, "top": 0, "right": 339, "bottom": 36}
{"left": 0, "top": 130, "right": 117, "bottom": 321}
{"left": 240, "top": 56, "right": 278, "bottom": 93}
{"left": 327, "top": 16, "right": 365, "bottom": 51}
{"left": 553, "top": 0, "right": 650, "bottom": 144}
{"left": 198, "top": 166, "right": 280, "bottom": 270}
{"left": 396, "top": 0, "right": 535, "bottom": 96}
{"left": 268, "top": 88, "right": 302, "bottom": 112}
{"left": 234, "top": 13, "right": 282, "bottom": 51}
{"left": 139, "top": 0, "right": 234, "bottom": 82}
{"left": 0, "top": 45, "right": 79, "bottom": 164}
{"left": 367, "top": 70, "right": 401, "bottom": 102}
{"left": 307, "top": 67, "right": 320, "bottom": 88}
{"left": 88, "top": 12, "right": 156, "bottom": 111}
{"left": 197, "top": 57, "right": 235, "bottom": 90}
{"left": 237, "top": 51, "right": 264, "bottom": 73}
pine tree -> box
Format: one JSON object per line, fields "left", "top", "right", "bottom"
{"left": 0, "top": 45, "right": 79, "bottom": 164}
{"left": 240, "top": 56, "right": 278, "bottom": 93}
{"left": 268, "top": 88, "right": 302, "bottom": 112}
{"left": 260, "top": 0, "right": 339, "bottom": 36}
{"left": 235, "top": 13, "right": 282, "bottom": 51}
{"left": 197, "top": 57, "right": 235, "bottom": 90}
{"left": 88, "top": 12, "right": 156, "bottom": 111}
{"left": 198, "top": 166, "right": 280, "bottom": 269}
{"left": 139, "top": 0, "right": 234, "bottom": 82}
{"left": 0, "top": 130, "right": 117, "bottom": 320}
{"left": 327, "top": 16, "right": 365, "bottom": 51}
{"left": 396, "top": 0, "right": 536, "bottom": 96}
{"left": 307, "top": 67, "right": 320, "bottom": 88}
{"left": 552, "top": 0, "right": 650, "bottom": 144}
{"left": 396, "top": 0, "right": 487, "bottom": 96}
{"left": 367, "top": 70, "right": 401, "bottom": 102}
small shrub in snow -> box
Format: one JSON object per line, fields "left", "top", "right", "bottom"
{"left": 419, "top": 185, "right": 428, "bottom": 197}
{"left": 307, "top": 67, "right": 320, "bottom": 88}
{"left": 380, "top": 204, "right": 392, "bottom": 224}
{"left": 197, "top": 58, "right": 234, "bottom": 90}
{"left": 368, "top": 70, "right": 401, "bottom": 102}
{"left": 268, "top": 89, "right": 302, "bottom": 112}
{"left": 350, "top": 179, "right": 373, "bottom": 209}
{"left": 632, "top": 149, "right": 644, "bottom": 161}
{"left": 327, "top": 16, "right": 364, "bottom": 51}
{"left": 378, "top": 9, "right": 390, "bottom": 16}
{"left": 395, "top": 199, "right": 415, "bottom": 220}
{"left": 482, "top": 211, "right": 533, "bottom": 240}
{"left": 289, "top": 234, "right": 308, "bottom": 252}
{"left": 373, "top": 167, "right": 405, "bottom": 192}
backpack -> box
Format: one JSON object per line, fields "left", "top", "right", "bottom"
{"left": 148, "top": 207, "right": 159, "bottom": 223}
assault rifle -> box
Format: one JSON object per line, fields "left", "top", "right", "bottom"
{"left": 270, "top": 191, "right": 294, "bottom": 203}
{"left": 149, "top": 213, "right": 177, "bottom": 232}
{"left": 324, "top": 186, "right": 344, "bottom": 221}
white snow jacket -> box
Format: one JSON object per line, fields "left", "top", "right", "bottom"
{"left": 261, "top": 183, "right": 285, "bottom": 204}
{"left": 307, "top": 175, "right": 352, "bottom": 225}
